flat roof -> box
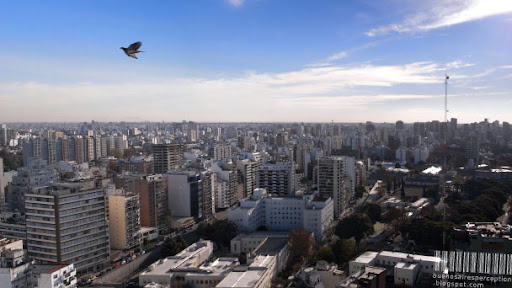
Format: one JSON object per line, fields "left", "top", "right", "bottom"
{"left": 395, "top": 262, "right": 418, "bottom": 270}
{"left": 216, "top": 270, "right": 266, "bottom": 288}
{"left": 231, "top": 231, "right": 288, "bottom": 240}
{"left": 254, "top": 238, "right": 287, "bottom": 256}
{"left": 378, "top": 251, "right": 441, "bottom": 263}
{"left": 249, "top": 255, "right": 274, "bottom": 269}
{"left": 352, "top": 251, "right": 379, "bottom": 264}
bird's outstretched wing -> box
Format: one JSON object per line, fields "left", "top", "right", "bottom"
{"left": 129, "top": 54, "right": 138, "bottom": 59}
{"left": 128, "top": 41, "right": 142, "bottom": 51}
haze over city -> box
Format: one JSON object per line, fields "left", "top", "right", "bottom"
{"left": 2, "top": 0, "right": 512, "bottom": 122}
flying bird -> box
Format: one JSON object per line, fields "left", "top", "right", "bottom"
{"left": 121, "top": 41, "right": 143, "bottom": 59}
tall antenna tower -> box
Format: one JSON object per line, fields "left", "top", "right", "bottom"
{"left": 444, "top": 74, "right": 449, "bottom": 144}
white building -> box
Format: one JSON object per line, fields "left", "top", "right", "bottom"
{"left": 167, "top": 170, "right": 201, "bottom": 218}
{"left": 33, "top": 264, "right": 77, "bottom": 288}
{"left": 0, "top": 239, "right": 32, "bottom": 288}
{"left": 396, "top": 147, "right": 408, "bottom": 166}
{"left": 414, "top": 146, "right": 429, "bottom": 164}
{"left": 349, "top": 251, "right": 443, "bottom": 286}
{"left": 228, "top": 189, "right": 333, "bottom": 241}
{"left": 139, "top": 240, "right": 239, "bottom": 288}
{"left": 209, "top": 161, "right": 237, "bottom": 209}
{"left": 216, "top": 255, "right": 276, "bottom": 288}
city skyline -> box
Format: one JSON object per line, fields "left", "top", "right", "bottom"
{"left": 1, "top": 0, "right": 512, "bottom": 123}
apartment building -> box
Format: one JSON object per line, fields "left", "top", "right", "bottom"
{"left": 25, "top": 181, "right": 110, "bottom": 277}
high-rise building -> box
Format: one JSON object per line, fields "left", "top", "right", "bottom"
{"left": 318, "top": 156, "right": 345, "bottom": 219}
{"left": 0, "top": 124, "right": 7, "bottom": 146}
{"left": 71, "top": 137, "right": 85, "bottom": 163}
{"left": 276, "top": 132, "right": 288, "bottom": 147}
{"left": 395, "top": 120, "right": 404, "bottom": 131}
{"left": 107, "top": 189, "right": 141, "bottom": 251}
{"left": 214, "top": 127, "right": 222, "bottom": 141}
{"left": 94, "top": 135, "right": 102, "bottom": 160}
{"left": 153, "top": 144, "right": 183, "bottom": 174}
{"left": 187, "top": 122, "right": 199, "bottom": 143}
{"left": 23, "top": 138, "right": 57, "bottom": 166}
{"left": 0, "top": 158, "right": 4, "bottom": 200}
{"left": 213, "top": 144, "right": 232, "bottom": 161}
{"left": 7, "top": 160, "right": 59, "bottom": 213}
{"left": 209, "top": 161, "right": 237, "bottom": 209}
{"left": 243, "top": 161, "right": 258, "bottom": 198}
{"left": 503, "top": 122, "right": 511, "bottom": 142}
{"left": 395, "top": 147, "right": 408, "bottom": 166}
{"left": 256, "top": 161, "right": 295, "bottom": 197}
{"left": 100, "top": 136, "right": 108, "bottom": 158}
{"left": 85, "top": 137, "right": 95, "bottom": 162}
{"left": 200, "top": 171, "right": 214, "bottom": 221}
{"left": 414, "top": 146, "right": 429, "bottom": 164}
{"left": 25, "top": 182, "right": 110, "bottom": 276}
{"left": 114, "top": 174, "right": 169, "bottom": 234}
{"left": 465, "top": 133, "right": 480, "bottom": 166}
{"left": 57, "top": 138, "right": 70, "bottom": 162}
{"left": 167, "top": 170, "right": 210, "bottom": 220}
{"left": 413, "top": 122, "right": 426, "bottom": 138}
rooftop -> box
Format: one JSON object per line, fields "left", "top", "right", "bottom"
{"left": 231, "top": 231, "right": 289, "bottom": 241}
{"left": 249, "top": 255, "right": 274, "bottom": 269}
{"left": 455, "top": 222, "right": 511, "bottom": 238}
{"left": 43, "top": 264, "right": 70, "bottom": 274}
{"left": 253, "top": 238, "right": 287, "bottom": 256}
{"left": 215, "top": 270, "right": 266, "bottom": 288}
{"left": 395, "top": 262, "right": 418, "bottom": 270}
{"left": 422, "top": 166, "right": 442, "bottom": 175}
{"left": 352, "top": 251, "right": 379, "bottom": 265}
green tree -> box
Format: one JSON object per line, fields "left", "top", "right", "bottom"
{"left": 316, "top": 246, "right": 335, "bottom": 263}
{"left": 360, "top": 203, "right": 382, "bottom": 223}
{"left": 354, "top": 186, "right": 365, "bottom": 199}
{"left": 401, "top": 218, "right": 454, "bottom": 250}
{"left": 331, "top": 239, "right": 357, "bottom": 266}
{"left": 335, "top": 213, "right": 374, "bottom": 242}
{"left": 108, "top": 148, "right": 124, "bottom": 159}
{"left": 160, "top": 236, "right": 188, "bottom": 258}
{"left": 197, "top": 220, "right": 237, "bottom": 250}
{"left": 0, "top": 149, "right": 22, "bottom": 171}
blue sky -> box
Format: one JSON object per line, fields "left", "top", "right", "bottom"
{"left": 1, "top": 0, "right": 512, "bottom": 123}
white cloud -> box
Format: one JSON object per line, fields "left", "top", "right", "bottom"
{"left": 327, "top": 51, "right": 348, "bottom": 61}
{"left": 366, "top": 0, "right": 512, "bottom": 37}
{"left": 0, "top": 60, "right": 487, "bottom": 122}
{"left": 446, "top": 60, "right": 475, "bottom": 69}
{"left": 226, "top": 0, "right": 245, "bottom": 7}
